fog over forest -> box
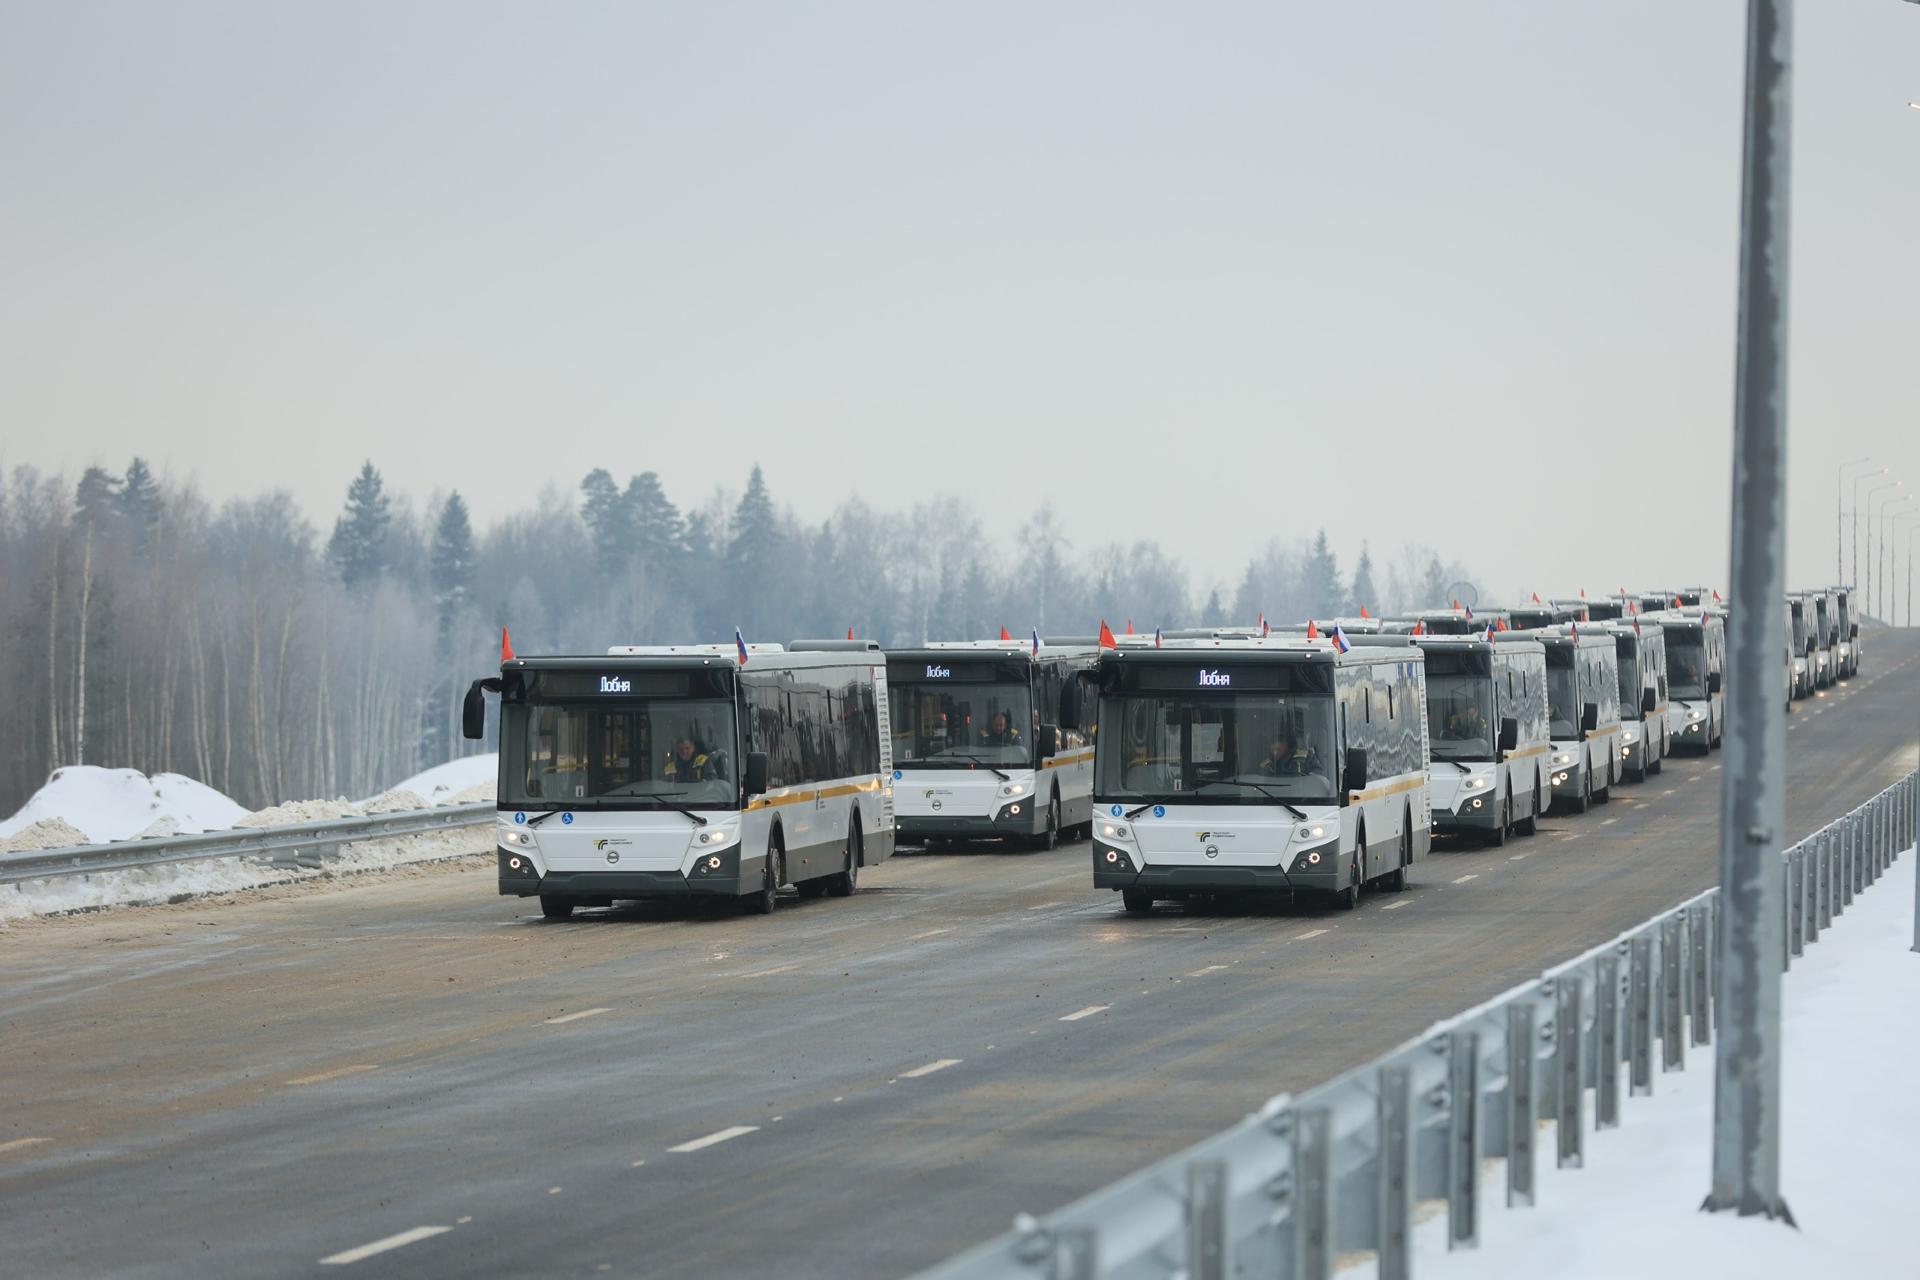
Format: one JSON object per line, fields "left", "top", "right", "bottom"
{"left": 0, "top": 459, "right": 1479, "bottom": 815}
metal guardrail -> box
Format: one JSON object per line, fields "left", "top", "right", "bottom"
{"left": 0, "top": 803, "right": 496, "bottom": 887}
{"left": 919, "top": 772, "right": 1918, "bottom": 1280}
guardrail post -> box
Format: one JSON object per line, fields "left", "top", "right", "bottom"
{"left": 1817, "top": 828, "right": 1833, "bottom": 932}
{"left": 1595, "top": 954, "right": 1621, "bottom": 1129}
{"left": 1188, "top": 1159, "right": 1227, "bottom": 1280}
{"left": 1377, "top": 1069, "right": 1412, "bottom": 1280}
{"left": 1447, "top": 1031, "right": 1480, "bottom": 1249}
{"left": 1662, "top": 917, "right": 1685, "bottom": 1069}
{"left": 1507, "top": 1003, "right": 1535, "bottom": 1208}
{"left": 1297, "top": 1109, "right": 1332, "bottom": 1280}
{"left": 1052, "top": 1227, "right": 1096, "bottom": 1280}
{"left": 1556, "top": 979, "right": 1583, "bottom": 1169}
{"left": 1787, "top": 848, "right": 1804, "bottom": 960}
{"left": 1691, "top": 903, "right": 1713, "bottom": 1047}
{"left": 1630, "top": 934, "right": 1653, "bottom": 1096}
{"left": 1843, "top": 815, "right": 1857, "bottom": 908}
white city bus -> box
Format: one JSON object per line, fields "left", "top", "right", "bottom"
{"left": 1787, "top": 596, "right": 1814, "bottom": 699}
{"left": 1806, "top": 589, "right": 1838, "bottom": 688}
{"left": 464, "top": 640, "right": 895, "bottom": 919}
{"left": 886, "top": 641, "right": 1100, "bottom": 850}
{"left": 1533, "top": 628, "right": 1622, "bottom": 813}
{"left": 1659, "top": 613, "right": 1726, "bottom": 752}
{"left": 1830, "top": 587, "right": 1859, "bottom": 678}
{"left": 1415, "top": 634, "right": 1550, "bottom": 844}
{"left": 1089, "top": 638, "right": 1431, "bottom": 914}
{"left": 1608, "top": 622, "right": 1669, "bottom": 782}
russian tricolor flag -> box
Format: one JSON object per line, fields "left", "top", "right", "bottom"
{"left": 1153, "top": 626, "right": 1162, "bottom": 649}
{"left": 734, "top": 627, "right": 750, "bottom": 666}
{"left": 1031, "top": 627, "right": 1043, "bottom": 657}
{"left": 1463, "top": 602, "right": 1474, "bottom": 620}
{"left": 1330, "top": 624, "right": 1352, "bottom": 654}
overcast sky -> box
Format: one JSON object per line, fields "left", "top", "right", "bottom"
{"left": 4, "top": 1, "right": 1918, "bottom": 607}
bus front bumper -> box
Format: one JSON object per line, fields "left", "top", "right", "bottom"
{"left": 1434, "top": 796, "right": 1502, "bottom": 835}
{"left": 497, "top": 849, "right": 746, "bottom": 899}
{"left": 896, "top": 803, "right": 1033, "bottom": 841}
{"left": 1092, "top": 840, "right": 1342, "bottom": 893}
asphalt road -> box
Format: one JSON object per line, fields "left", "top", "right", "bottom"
{"left": 3, "top": 633, "right": 1916, "bottom": 1280}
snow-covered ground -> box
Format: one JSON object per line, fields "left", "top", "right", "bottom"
{"left": 1404, "top": 849, "right": 1920, "bottom": 1280}
{"left": 0, "top": 766, "right": 250, "bottom": 849}
{"left": 380, "top": 753, "right": 496, "bottom": 806}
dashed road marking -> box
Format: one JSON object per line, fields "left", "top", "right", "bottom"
{"left": 910, "top": 928, "right": 952, "bottom": 940}
{"left": 0, "top": 1138, "right": 51, "bottom": 1156}
{"left": 1187, "top": 964, "right": 1229, "bottom": 977}
{"left": 900, "top": 1058, "right": 964, "bottom": 1077}
{"left": 288, "top": 1065, "right": 378, "bottom": 1086}
{"left": 1381, "top": 900, "right": 1410, "bottom": 911}
{"left": 1600, "top": 818, "right": 1619, "bottom": 826}
{"left": 1026, "top": 902, "right": 1064, "bottom": 911}
{"left": 1059, "top": 1006, "right": 1110, "bottom": 1022}
{"left": 1294, "top": 928, "right": 1331, "bottom": 940}
{"left": 737, "top": 964, "right": 799, "bottom": 979}
{"left": 669, "top": 1125, "right": 759, "bottom": 1154}
{"left": 321, "top": 1226, "right": 452, "bottom": 1266}
{"left": 1563, "top": 833, "right": 1584, "bottom": 842}
{"left": 1509, "top": 854, "right": 1528, "bottom": 861}
{"left": 1452, "top": 874, "right": 1479, "bottom": 884}
{"left": 545, "top": 1008, "right": 611, "bottom": 1025}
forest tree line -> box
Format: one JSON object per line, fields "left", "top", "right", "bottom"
{"left": 0, "top": 460, "right": 1479, "bottom": 815}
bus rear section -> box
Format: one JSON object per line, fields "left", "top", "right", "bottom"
{"left": 468, "top": 645, "right": 893, "bottom": 919}
{"left": 1089, "top": 641, "right": 1429, "bottom": 914}
{"left": 886, "top": 644, "right": 1098, "bottom": 851}
{"left": 1425, "top": 636, "right": 1550, "bottom": 844}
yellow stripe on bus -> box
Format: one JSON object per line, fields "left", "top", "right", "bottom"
{"left": 1585, "top": 724, "right": 1621, "bottom": 741}
{"left": 1348, "top": 774, "right": 1427, "bottom": 804}
{"left": 746, "top": 778, "right": 883, "bottom": 811}
{"left": 1502, "top": 744, "right": 1550, "bottom": 762}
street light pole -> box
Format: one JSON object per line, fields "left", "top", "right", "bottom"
{"left": 1854, "top": 472, "right": 1892, "bottom": 590}
{"left": 1865, "top": 481, "right": 1901, "bottom": 618}
{"left": 1707, "top": 0, "right": 1793, "bottom": 1224}
{"left": 1882, "top": 504, "right": 1914, "bottom": 624}
{"left": 1838, "top": 457, "right": 1872, "bottom": 583}
{"left": 1908, "top": 524, "right": 1919, "bottom": 627}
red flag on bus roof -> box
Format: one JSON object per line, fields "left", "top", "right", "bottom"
{"left": 846, "top": 627, "right": 855, "bottom": 640}
{"left": 501, "top": 627, "right": 515, "bottom": 663}
{"left": 1411, "top": 620, "right": 1425, "bottom": 636}
{"left": 1306, "top": 619, "right": 1321, "bottom": 638}
{"left": 1098, "top": 620, "right": 1118, "bottom": 649}
{"left": 1125, "top": 620, "right": 1134, "bottom": 635}
{"left": 999, "top": 626, "right": 1012, "bottom": 641}
{"left": 1359, "top": 604, "right": 1370, "bottom": 618}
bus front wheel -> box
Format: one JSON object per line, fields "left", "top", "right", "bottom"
{"left": 539, "top": 896, "right": 575, "bottom": 921}
{"left": 1334, "top": 838, "right": 1362, "bottom": 911}
{"left": 750, "top": 842, "right": 782, "bottom": 916}
{"left": 1121, "top": 888, "right": 1153, "bottom": 915}
{"left": 828, "top": 818, "right": 861, "bottom": 897}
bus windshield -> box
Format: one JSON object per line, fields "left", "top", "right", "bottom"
{"left": 1547, "top": 665, "right": 1579, "bottom": 738}
{"left": 503, "top": 698, "right": 737, "bottom": 809}
{"left": 1428, "top": 675, "right": 1493, "bottom": 760}
{"left": 1616, "top": 657, "right": 1641, "bottom": 720}
{"left": 1668, "top": 642, "right": 1707, "bottom": 699}
{"left": 890, "top": 681, "right": 1034, "bottom": 767}
{"left": 1096, "top": 693, "right": 1338, "bottom": 804}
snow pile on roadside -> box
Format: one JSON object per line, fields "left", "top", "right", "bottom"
{"left": 362, "top": 788, "right": 429, "bottom": 815}
{"left": 379, "top": 755, "right": 496, "bottom": 805}
{"left": 1409, "top": 850, "right": 1920, "bottom": 1280}
{"left": 236, "top": 798, "right": 364, "bottom": 828}
{"left": 0, "top": 822, "right": 494, "bottom": 922}
{"left": 0, "top": 817, "right": 92, "bottom": 854}
{"left": 0, "top": 767, "right": 250, "bottom": 847}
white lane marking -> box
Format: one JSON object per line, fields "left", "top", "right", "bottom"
{"left": 1661, "top": 789, "right": 1677, "bottom": 797}
{"left": 1295, "top": 928, "right": 1331, "bottom": 940}
{"left": 545, "top": 1008, "right": 611, "bottom": 1025}
{"left": 548, "top": 1187, "right": 562, "bottom": 1195}
{"left": 910, "top": 928, "right": 953, "bottom": 940}
{"left": 669, "top": 1125, "right": 759, "bottom": 1153}
{"left": 1711, "top": 764, "right": 1723, "bottom": 772}
{"left": 1187, "top": 964, "right": 1229, "bottom": 977}
{"left": 457, "top": 1217, "right": 473, "bottom": 1225}
{"left": 0, "top": 1137, "right": 51, "bottom": 1155}
{"left": 631, "top": 1160, "right": 647, "bottom": 1168}
{"left": 320, "top": 1226, "right": 452, "bottom": 1266}
{"left": 1026, "top": 902, "right": 1065, "bottom": 911}
{"left": 901, "top": 1058, "right": 965, "bottom": 1077}
{"left": 1562, "top": 833, "right": 1584, "bottom": 842}
{"left": 288, "top": 1065, "right": 379, "bottom": 1086}
{"left": 1059, "top": 1005, "right": 1110, "bottom": 1022}
{"left": 1600, "top": 817, "right": 1619, "bottom": 826}
{"left": 1452, "top": 874, "right": 1479, "bottom": 884}
{"left": 1381, "top": 900, "right": 1410, "bottom": 911}
{"left": 737, "top": 964, "right": 798, "bottom": 979}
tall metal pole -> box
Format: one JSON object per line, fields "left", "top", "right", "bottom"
{"left": 1838, "top": 457, "right": 1871, "bottom": 585}
{"left": 1707, "top": 0, "right": 1793, "bottom": 1223}
{"left": 1868, "top": 484, "right": 1902, "bottom": 621}
{"left": 1862, "top": 478, "right": 1896, "bottom": 603}
{"left": 1908, "top": 525, "right": 1917, "bottom": 627}
{"left": 1888, "top": 509, "right": 1916, "bottom": 628}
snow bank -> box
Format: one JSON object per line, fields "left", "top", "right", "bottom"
{"left": 1407, "top": 850, "right": 1920, "bottom": 1280}
{"left": 0, "top": 767, "right": 250, "bottom": 847}
{"left": 236, "top": 798, "right": 364, "bottom": 828}
{"left": 378, "top": 755, "right": 496, "bottom": 806}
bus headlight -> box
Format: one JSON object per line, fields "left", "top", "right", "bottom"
{"left": 1551, "top": 751, "right": 1575, "bottom": 767}
{"left": 1296, "top": 824, "right": 1326, "bottom": 840}
{"left": 1100, "top": 822, "right": 1132, "bottom": 841}
{"left": 696, "top": 827, "right": 736, "bottom": 846}
{"left": 998, "top": 782, "right": 1029, "bottom": 798}
{"left": 502, "top": 829, "right": 535, "bottom": 847}
{"left": 1461, "top": 777, "right": 1490, "bottom": 791}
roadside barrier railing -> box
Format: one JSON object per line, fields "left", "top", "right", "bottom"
{"left": 919, "top": 771, "right": 1918, "bottom": 1280}
{"left": 0, "top": 803, "right": 495, "bottom": 888}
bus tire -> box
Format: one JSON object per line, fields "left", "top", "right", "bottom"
{"left": 750, "top": 838, "right": 782, "bottom": 916}
{"left": 1334, "top": 834, "right": 1362, "bottom": 911}
{"left": 1516, "top": 783, "right": 1540, "bottom": 837}
{"left": 1027, "top": 793, "right": 1060, "bottom": 852}
{"left": 1568, "top": 775, "right": 1590, "bottom": 815}
{"left": 1383, "top": 825, "right": 1411, "bottom": 893}
{"left": 828, "top": 816, "right": 861, "bottom": 898}
{"left": 539, "top": 895, "right": 575, "bottom": 921}
{"left": 1486, "top": 791, "right": 1509, "bottom": 848}
{"left": 1121, "top": 888, "right": 1154, "bottom": 915}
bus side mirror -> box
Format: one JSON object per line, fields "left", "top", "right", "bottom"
{"left": 1642, "top": 688, "right": 1656, "bottom": 715}
{"left": 1343, "top": 748, "right": 1368, "bottom": 794}
{"left": 462, "top": 677, "right": 500, "bottom": 740}
{"left": 1037, "top": 724, "right": 1060, "bottom": 759}
{"left": 1581, "top": 703, "right": 1599, "bottom": 734}
{"left": 744, "top": 752, "right": 769, "bottom": 797}
{"left": 1498, "top": 717, "right": 1519, "bottom": 753}
{"left": 1708, "top": 671, "right": 1723, "bottom": 694}
{"left": 1851, "top": 623, "right": 1860, "bottom": 639}
{"left": 1059, "top": 681, "right": 1082, "bottom": 726}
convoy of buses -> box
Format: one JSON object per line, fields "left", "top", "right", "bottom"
{"left": 462, "top": 585, "right": 1864, "bottom": 921}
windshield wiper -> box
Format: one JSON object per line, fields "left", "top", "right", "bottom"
{"left": 526, "top": 810, "right": 563, "bottom": 828}
{"left": 949, "top": 754, "right": 1012, "bottom": 781}
{"left": 1197, "top": 778, "right": 1309, "bottom": 820}
{"left": 525, "top": 795, "right": 708, "bottom": 826}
